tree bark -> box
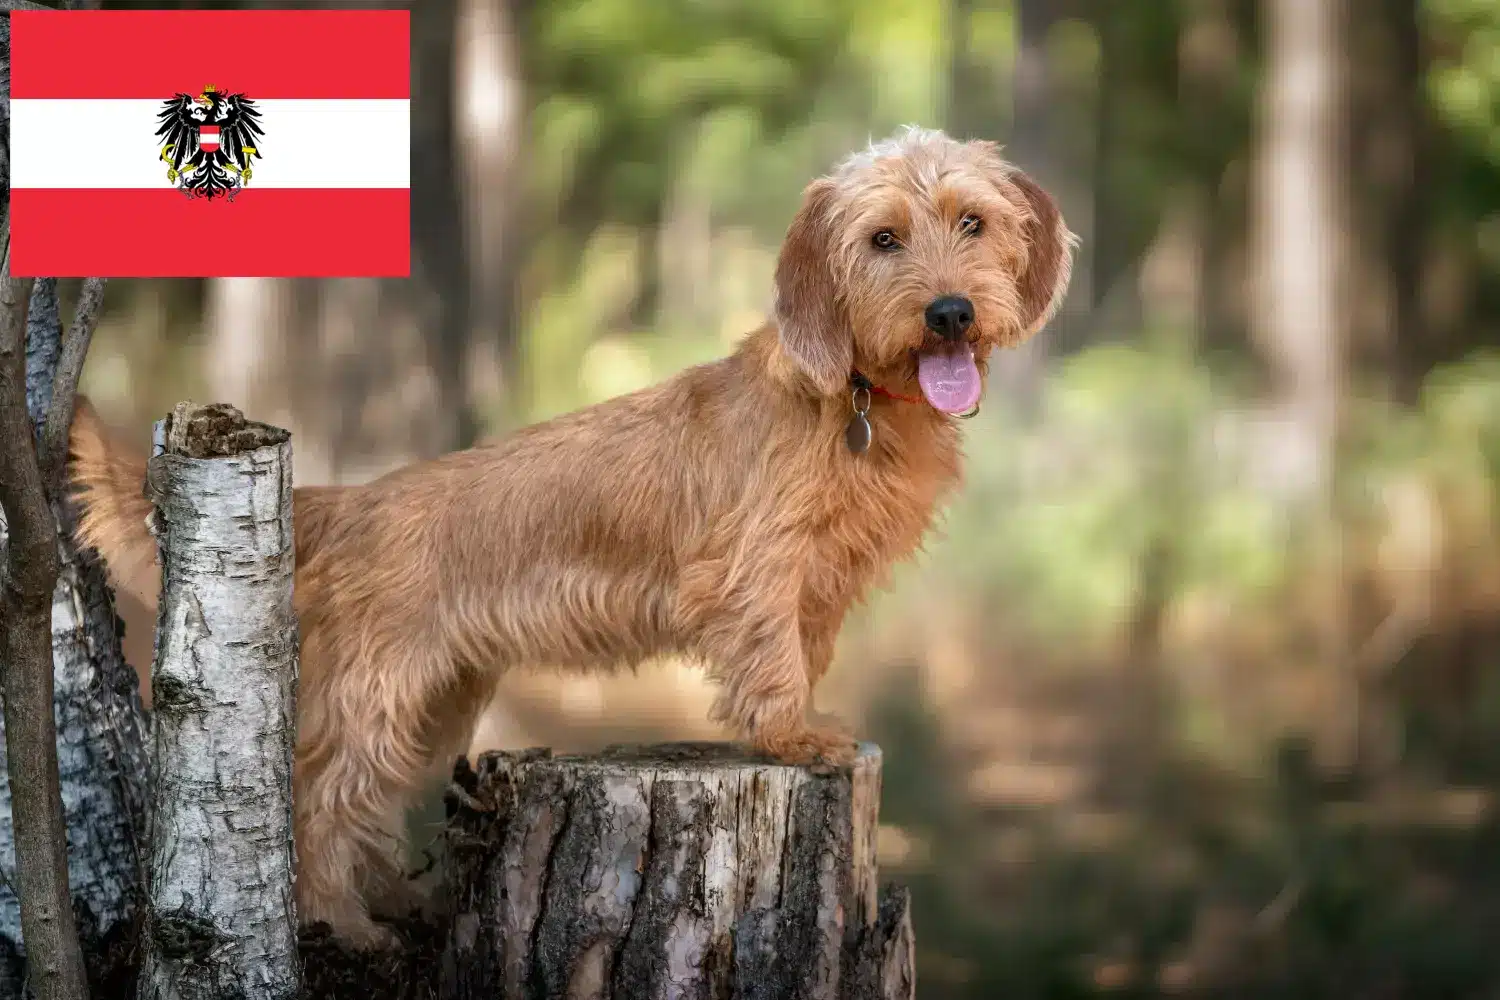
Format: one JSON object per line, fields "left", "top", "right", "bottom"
{"left": 1, "top": 9, "right": 11, "bottom": 229}
{"left": 435, "top": 742, "right": 913, "bottom": 1000}
{"left": 0, "top": 274, "right": 148, "bottom": 998}
{"left": 0, "top": 241, "right": 90, "bottom": 1000}
{"left": 136, "top": 403, "right": 299, "bottom": 1000}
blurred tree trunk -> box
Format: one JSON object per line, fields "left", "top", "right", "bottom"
{"left": 458, "top": 0, "right": 529, "bottom": 427}
{"left": 1176, "top": 0, "right": 1248, "bottom": 357}
{"left": 949, "top": 0, "right": 1089, "bottom": 360}
{"left": 1370, "top": 0, "right": 1427, "bottom": 403}
{"left": 412, "top": 0, "right": 478, "bottom": 450}
{"left": 989, "top": 0, "right": 1058, "bottom": 410}
{"left": 1009, "top": 0, "right": 1054, "bottom": 177}
{"left": 1090, "top": 0, "right": 1129, "bottom": 316}
{"left": 1088, "top": 2, "right": 1182, "bottom": 349}
{"left": 1250, "top": 0, "right": 1348, "bottom": 503}
{"left": 626, "top": 198, "right": 665, "bottom": 332}
{"left": 945, "top": 0, "right": 1003, "bottom": 141}
{"left": 1250, "top": 0, "right": 1355, "bottom": 771}
{"left": 1337, "top": 0, "right": 1427, "bottom": 773}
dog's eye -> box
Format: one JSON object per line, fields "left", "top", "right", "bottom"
{"left": 960, "top": 214, "right": 983, "bottom": 236}
{"left": 871, "top": 230, "right": 900, "bottom": 251}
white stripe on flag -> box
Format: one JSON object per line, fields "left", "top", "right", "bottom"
{"left": 10, "top": 99, "right": 409, "bottom": 190}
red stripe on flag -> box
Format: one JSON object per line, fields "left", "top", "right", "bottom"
{"left": 9, "top": 189, "right": 411, "bottom": 279}
{"left": 11, "top": 10, "right": 409, "bottom": 100}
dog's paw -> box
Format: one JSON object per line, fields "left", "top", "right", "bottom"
{"left": 329, "top": 916, "right": 402, "bottom": 952}
{"left": 355, "top": 922, "right": 404, "bottom": 952}
{"left": 756, "top": 725, "right": 859, "bottom": 768}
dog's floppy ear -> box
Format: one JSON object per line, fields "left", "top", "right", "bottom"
{"left": 774, "top": 178, "right": 852, "bottom": 396}
{"left": 1003, "top": 169, "right": 1074, "bottom": 338}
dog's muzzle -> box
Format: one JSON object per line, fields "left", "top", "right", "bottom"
{"left": 924, "top": 295, "right": 975, "bottom": 342}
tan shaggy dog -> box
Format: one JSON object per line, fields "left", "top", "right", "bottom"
{"left": 67, "top": 126, "right": 1073, "bottom": 946}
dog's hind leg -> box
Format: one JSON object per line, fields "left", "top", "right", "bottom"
{"left": 293, "top": 631, "right": 456, "bottom": 948}
{"left": 294, "top": 744, "right": 409, "bottom": 947}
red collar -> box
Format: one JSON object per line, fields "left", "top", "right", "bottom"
{"left": 850, "top": 370, "right": 923, "bottom": 405}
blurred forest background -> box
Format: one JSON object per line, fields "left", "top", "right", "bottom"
{"left": 58, "top": 0, "right": 1500, "bottom": 995}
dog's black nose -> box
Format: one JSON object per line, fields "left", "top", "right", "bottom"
{"left": 924, "top": 295, "right": 975, "bottom": 340}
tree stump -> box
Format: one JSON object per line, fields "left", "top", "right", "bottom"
{"left": 437, "top": 742, "right": 914, "bottom": 1000}
{"left": 138, "top": 403, "right": 300, "bottom": 1000}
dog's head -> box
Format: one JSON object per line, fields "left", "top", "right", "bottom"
{"left": 773, "top": 127, "right": 1074, "bottom": 412}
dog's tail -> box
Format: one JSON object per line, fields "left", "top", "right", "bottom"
{"left": 69, "top": 396, "right": 160, "bottom": 602}
{"left": 69, "top": 396, "right": 345, "bottom": 605}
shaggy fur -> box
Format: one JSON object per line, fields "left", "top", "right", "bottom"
{"left": 68, "top": 127, "right": 1073, "bottom": 947}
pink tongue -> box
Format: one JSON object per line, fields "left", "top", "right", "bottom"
{"left": 916, "top": 343, "right": 982, "bottom": 414}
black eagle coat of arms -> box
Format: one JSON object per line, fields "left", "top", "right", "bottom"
{"left": 156, "top": 85, "right": 265, "bottom": 199}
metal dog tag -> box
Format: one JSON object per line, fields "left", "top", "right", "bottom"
{"left": 846, "top": 381, "right": 873, "bottom": 455}
{"left": 845, "top": 412, "right": 872, "bottom": 454}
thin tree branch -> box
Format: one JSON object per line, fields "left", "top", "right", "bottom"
{"left": 38, "top": 278, "right": 105, "bottom": 497}
{"left": 0, "top": 229, "right": 44, "bottom": 596}
{"left": 0, "top": 223, "right": 90, "bottom": 1000}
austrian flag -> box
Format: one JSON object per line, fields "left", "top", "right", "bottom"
{"left": 8, "top": 9, "right": 411, "bottom": 278}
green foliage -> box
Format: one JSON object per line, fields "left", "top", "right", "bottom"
{"left": 900, "top": 342, "right": 1288, "bottom": 649}
{"left": 1427, "top": 0, "right": 1500, "bottom": 164}
{"left": 526, "top": 0, "right": 861, "bottom": 230}
{"left": 1423, "top": 0, "right": 1500, "bottom": 310}
{"left": 859, "top": 345, "right": 1500, "bottom": 998}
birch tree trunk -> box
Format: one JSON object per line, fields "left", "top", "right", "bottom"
{"left": 136, "top": 403, "right": 299, "bottom": 1000}
{"left": 433, "top": 743, "right": 914, "bottom": 1000}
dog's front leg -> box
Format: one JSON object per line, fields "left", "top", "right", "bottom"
{"left": 701, "top": 607, "right": 857, "bottom": 767}
{"left": 681, "top": 537, "right": 858, "bottom": 765}
{"left": 798, "top": 595, "right": 860, "bottom": 744}
{"left": 801, "top": 590, "right": 852, "bottom": 688}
